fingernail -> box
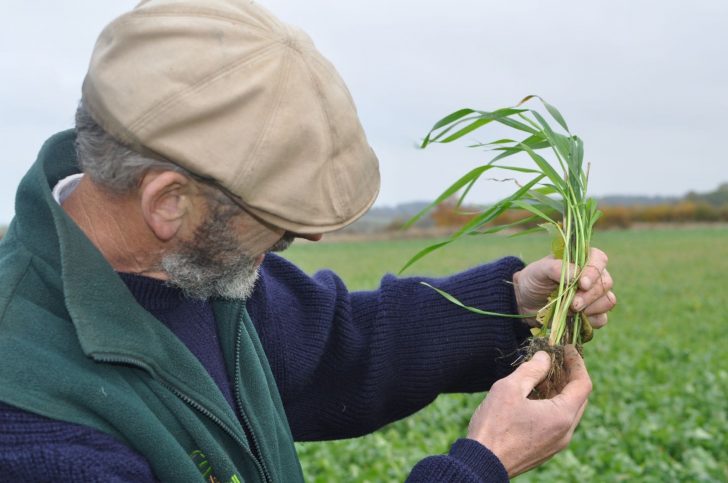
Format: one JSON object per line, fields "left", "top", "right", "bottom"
{"left": 573, "top": 297, "right": 583, "bottom": 311}
{"left": 581, "top": 277, "right": 592, "bottom": 290}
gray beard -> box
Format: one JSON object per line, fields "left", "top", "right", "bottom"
{"left": 161, "top": 251, "right": 260, "bottom": 300}
{"left": 160, "top": 207, "right": 294, "bottom": 300}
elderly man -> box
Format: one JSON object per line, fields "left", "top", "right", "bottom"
{"left": 0, "top": 1, "right": 615, "bottom": 481}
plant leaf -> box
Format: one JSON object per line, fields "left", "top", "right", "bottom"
{"left": 517, "top": 94, "right": 537, "bottom": 106}
{"left": 450, "top": 175, "right": 546, "bottom": 240}
{"left": 399, "top": 240, "right": 452, "bottom": 274}
{"left": 517, "top": 142, "right": 566, "bottom": 190}
{"left": 490, "top": 165, "right": 543, "bottom": 174}
{"left": 424, "top": 108, "right": 528, "bottom": 147}
{"left": 427, "top": 115, "right": 482, "bottom": 145}
{"left": 527, "top": 189, "right": 564, "bottom": 213}
{"left": 508, "top": 225, "right": 546, "bottom": 238}
{"left": 422, "top": 108, "right": 476, "bottom": 147}
{"left": 540, "top": 222, "right": 565, "bottom": 259}
{"left": 530, "top": 110, "right": 572, "bottom": 162}
{"left": 495, "top": 116, "right": 539, "bottom": 134}
{"left": 473, "top": 215, "right": 540, "bottom": 235}
{"left": 402, "top": 164, "right": 493, "bottom": 229}
{"left": 439, "top": 118, "right": 494, "bottom": 143}
{"left": 518, "top": 95, "right": 571, "bottom": 133}
{"left": 421, "top": 282, "right": 531, "bottom": 319}
{"left": 511, "top": 200, "right": 557, "bottom": 224}
{"left": 541, "top": 98, "right": 570, "bottom": 133}
{"left": 536, "top": 293, "right": 557, "bottom": 329}
{"left": 436, "top": 108, "right": 527, "bottom": 144}
{"left": 457, "top": 177, "right": 478, "bottom": 207}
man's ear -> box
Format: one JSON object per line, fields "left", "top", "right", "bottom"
{"left": 139, "top": 171, "right": 196, "bottom": 242}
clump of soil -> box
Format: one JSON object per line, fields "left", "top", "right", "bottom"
{"left": 517, "top": 337, "right": 568, "bottom": 400}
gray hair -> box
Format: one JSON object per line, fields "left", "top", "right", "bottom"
{"left": 74, "top": 102, "right": 190, "bottom": 194}
{"left": 74, "top": 102, "right": 236, "bottom": 209}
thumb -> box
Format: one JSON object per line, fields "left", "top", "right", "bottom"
{"left": 513, "top": 351, "right": 551, "bottom": 396}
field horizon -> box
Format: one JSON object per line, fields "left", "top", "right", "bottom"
{"left": 282, "top": 226, "right": 728, "bottom": 482}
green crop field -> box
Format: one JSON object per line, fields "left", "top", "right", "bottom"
{"left": 281, "top": 226, "right": 728, "bottom": 482}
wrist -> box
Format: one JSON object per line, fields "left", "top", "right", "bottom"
{"left": 450, "top": 438, "right": 510, "bottom": 482}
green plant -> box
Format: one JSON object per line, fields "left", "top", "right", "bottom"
{"left": 402, "top": 96, "right": 602, "bottom": 387}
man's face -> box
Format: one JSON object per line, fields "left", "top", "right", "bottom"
{"left": 160, "top": 198, "right": 292, "bottom": 300}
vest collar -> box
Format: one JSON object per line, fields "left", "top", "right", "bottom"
{"left": 14, "top": 130, "right": 243, "bottom": 429}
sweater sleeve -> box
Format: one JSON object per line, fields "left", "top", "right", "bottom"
{"left": 247, "top": 254, "right": 531, "bottom": 442}
{"left": 406, "top": 439, "right": 509, "bottom": 483}
{"left": 0, "top": 402, "right": 157, "bottom": 483}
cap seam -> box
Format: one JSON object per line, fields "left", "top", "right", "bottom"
{"left": 231, "top": 41, "right": 294, "bottom": 192}
{"left": 129, "top": 42, "right": 284, "bottom": 134}
{"left": 297, "top": 45, "right": 343, "bottom": 218}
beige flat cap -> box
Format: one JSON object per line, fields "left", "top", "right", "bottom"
{"left": 83, "top": 0, "right": 380, "bottom": 233}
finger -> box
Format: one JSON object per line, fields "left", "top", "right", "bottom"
{"left": 569, "top": 398, "right": 589, "bottom": 434}
{"left": 579, "top": 248, "right": 608, "bottom": 291}
{"left": 551, "top": 346, "right": 592, "bottom": 410}
{"left": 582, "top": 291, "right": 617, "bottom": 317}
{"left": 545, "top": 258, "right": 577, "bottom": 286}
{"left": 561, "top": 398, "right": 590, "bottom": 450}
{"left": 585, "top": 312, "right": 608, "bottom": 329}
{"left": 572, "top": 270, "right": 613, "bottom": 311}
{"left": 512, "top": 351, "right": 551, "bottom": 397}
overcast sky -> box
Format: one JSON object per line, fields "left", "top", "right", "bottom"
{"left": 1, "top": 0, "right": 726, "bottom": 224}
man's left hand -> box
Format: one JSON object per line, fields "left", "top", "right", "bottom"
{"left": 512, "top": 247, "right": 616, "bottom": 328}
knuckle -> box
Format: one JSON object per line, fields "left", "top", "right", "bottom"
{"left": 602, "top": 272, "right": 614, "bottom": 291}
{"left": 558, "top": 435, "right": 572, "bottom": 451}
{"left": 549, "top": 260, "right": 563, "bottom": 280}
{"left": 584, "top": 378, "right": 594, "bottom": 395}
{"left": 590, "top": 312, "right": 608, "bottom": 328}
{"left": 582, "top": 372, "right": 594, "bottom": 395}
{"left": 556, "top": 413, "right": 572, "bottom": 430}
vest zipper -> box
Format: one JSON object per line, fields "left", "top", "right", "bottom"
{"left": 233, "top": 316, "right": 273, "bottom": 483}
{"left": 93, "top": 354, "right": 269, "bottom": 483}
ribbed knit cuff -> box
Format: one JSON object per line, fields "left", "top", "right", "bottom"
{"left": 405, "top": 438, "right": 509, "bottom": 482}
{"left": 449, "top": 438, "right": 509, "bottom": 482}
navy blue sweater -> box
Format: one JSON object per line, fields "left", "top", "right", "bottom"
{"left": 0, "top": 253, "right": 528, "bottom": 482}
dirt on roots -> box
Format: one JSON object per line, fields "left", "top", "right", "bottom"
{"left": 517, "top": 337, "right": 572, "bottom": 400}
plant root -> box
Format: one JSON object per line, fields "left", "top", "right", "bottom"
{"left": 517, "top": 337, "right": 570, "bottom": 400}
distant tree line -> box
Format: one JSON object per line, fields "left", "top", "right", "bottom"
{"left": 430, "top": 183, "right": 728, "bottom": 230}
{"left": 598, "top": 183, "right": 728, "bottom": 228}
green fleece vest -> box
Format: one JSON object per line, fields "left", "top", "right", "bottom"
{"left": 0, "top": 131, "right": 304, "bottom": 482}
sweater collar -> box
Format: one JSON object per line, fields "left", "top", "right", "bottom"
{"left": 118, "top": 272, "right": 188, "bottom": 311}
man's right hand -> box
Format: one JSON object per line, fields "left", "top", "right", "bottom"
{"left": 466, "top": 345, "right": 592, "bottom": 477}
